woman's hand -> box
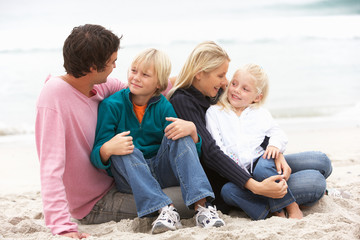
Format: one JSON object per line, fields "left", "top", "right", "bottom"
{"left": 245, "top": 175, "right": 288, "bottom": 199}
{"left": 61, "top": 232, "right": 90, "bottom": 239}
{"left": 164, "top": 117, "right": 199, "bottom": 143}
{"left": 274, "top": 153, "right": 292, "bottom": 181}
{"left": 100, "top": 131, "right": 134, "bottom": 163}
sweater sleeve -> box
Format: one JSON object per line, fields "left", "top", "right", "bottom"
{"left": 35, "top": 107, "right": 78, "bottom": 235}
{"left": 90, "top": 98, "right": 120, "bottom": 170}
{"left": 170, "top": 94, "right": 251, "bottom": 188}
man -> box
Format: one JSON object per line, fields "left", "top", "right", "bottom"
{"left": 35, "top": 24, "right": 191, "bottom": 238}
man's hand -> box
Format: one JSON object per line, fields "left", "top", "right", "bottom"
{"left": 61, "top": 232, "right": 90, "bottom": 239}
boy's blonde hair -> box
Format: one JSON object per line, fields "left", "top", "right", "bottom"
{"left": 131, "top": 48, "right": 171, "bottom": 96}
{"left": 218, "top": 63, "right": 269, "bottom": 111}
{"left": 167, "top": 41, "right": 230, "bottom": 99}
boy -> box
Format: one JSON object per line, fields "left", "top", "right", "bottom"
{"left": 91, "top": 48, "right": 225, "bottom": 234}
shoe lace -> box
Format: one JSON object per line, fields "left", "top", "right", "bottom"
{"left": 152, "top": 206, "right": 179, "bottom": 225}
{"left": 197, "top": 205, "right": 219, "bottom": 219}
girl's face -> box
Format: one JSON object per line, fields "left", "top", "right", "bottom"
{"left": 193, "top": 60, "right": 229, "bottom": 98}
{"left": 128, "top": 62, "right": 159, "bottom": 104}
{"left": 228, "top": 70, "right": 262, "bottom": 113}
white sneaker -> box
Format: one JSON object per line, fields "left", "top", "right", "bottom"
{"left": 151, "top": 205, "right": 182, "bottom": 234}
{"left": 195, "top": 204, "right": 225, "bottom": 228}
{"left": 326, "top": 188, "right": 351, "bottom": 199}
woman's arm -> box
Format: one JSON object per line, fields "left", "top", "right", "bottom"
{"left": 244, "top": 175, "right": 288, "bottom": 198}
{"left": 170, "top": 93, "right": 252, "bottom": 188}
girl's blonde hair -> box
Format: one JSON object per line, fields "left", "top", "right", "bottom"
{"left": 218, "top": 63, "right": 269, "bottom": 111}
{"left": 131, "top": 48, "right": 171, "bottom": 96}
{"left": 167, "top": 41, "right": 230, "bottom": 99}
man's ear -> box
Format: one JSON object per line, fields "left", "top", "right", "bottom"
{"left": 90, "top": 65, "right": 97, "bottom": 73}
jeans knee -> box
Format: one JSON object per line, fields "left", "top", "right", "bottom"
{"left": 292, "top": 170, "right": 327, "bottom": 206}
{"left": 312, "top": 172, "right": 327, "bottom": 200}
{"left": 253, "top": 158, "right": 277, "bottom": 181}
{"left": 318, "top": 152, "right": 332, "bottom": 178}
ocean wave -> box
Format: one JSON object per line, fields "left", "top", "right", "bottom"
{"left": 1, "top": 35, "right": 359, "bottom": 54}
{"left": 0, "top": 48, "right": 61, "bottom": 54}
{"left": 0, "top": 123, "right": 34, "bottom": 136}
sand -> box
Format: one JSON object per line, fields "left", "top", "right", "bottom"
{"left": 1, "top": 115, "right": 360, "bottom": 240}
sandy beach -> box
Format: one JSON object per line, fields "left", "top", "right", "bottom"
{"left": 1, "top": 114, "right": 359, "bottom": 240}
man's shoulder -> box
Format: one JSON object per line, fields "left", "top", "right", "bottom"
{"left": 37, "top": 76, "right": 69, "bottom": 103}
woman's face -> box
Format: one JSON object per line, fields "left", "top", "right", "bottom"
{"left": 193, "top": 60, "right": 229, "bottom": 98}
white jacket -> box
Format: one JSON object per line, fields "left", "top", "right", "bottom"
{"left": 205, "top": 105, "right": 288, "bottom": 173}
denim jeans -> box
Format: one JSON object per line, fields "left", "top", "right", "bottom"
{"left": 252, "top": 156, "right": 296, "bottom": 213}
{"left": 110, "top": 135, "right": 214, "bottom": 217}
{"left": 221, "top": 151, "right": 332, "bottom": 220}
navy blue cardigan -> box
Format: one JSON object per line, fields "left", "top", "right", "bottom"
{"left": 170, "top": 86, "right": 269, "bottom": 211}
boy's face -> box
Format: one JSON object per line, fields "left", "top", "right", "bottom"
{"left": 128, "top": 62, "right": 160, "bottom": 102}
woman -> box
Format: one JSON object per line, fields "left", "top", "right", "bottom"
{"left": 167, "top": 41, "right": 332, "bottom": 219}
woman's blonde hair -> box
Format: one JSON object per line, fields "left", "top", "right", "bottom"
{"left": 131, "top": 48, "right": 171, "bottom": 96}
{"left": 167, "top": 41, "right": 230, "bottom": 99}
{"left": 218, "top": 63, "right": 269, "bottom": 111}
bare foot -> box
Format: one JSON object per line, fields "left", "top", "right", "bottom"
{"left": 272, "top": 209, "right": 286, "bottom": 218}
{"left": 286, "top": 202, "right": 303, "bottom": 219}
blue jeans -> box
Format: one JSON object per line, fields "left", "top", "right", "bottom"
{"left": 252, "top": 157, "right": 296, "bottom": 213}
{"left": 110, "top": 135, "right": 214, "bottom": 217}
{"left": 221, "top": 151, "right": 332, "bottom": 220}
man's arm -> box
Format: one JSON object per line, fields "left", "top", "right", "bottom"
{"left": 35, "top": 107, "right": 78, "bottom": 235}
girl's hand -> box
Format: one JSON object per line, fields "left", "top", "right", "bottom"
{"left": 275, "top": 153, "right": 292, "bottom": 181}
{"left": 263, "top": 146, "right": 280, "bottom": 159}
{"left": 164, "top": 117, "right": 198, "bottom": 143}
{"left": 100, "top": 131, "right": 134, "bottom": 163}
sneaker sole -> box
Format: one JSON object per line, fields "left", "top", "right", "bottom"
{"left": 197, "top": 220, "right": 225, "bottom": 228}
{"left": 151, "top": 222, "right": 176, "bottom": 234}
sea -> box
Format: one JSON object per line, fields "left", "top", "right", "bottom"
{"left": 0, "top": 0, "right": 360, "bottom": 137}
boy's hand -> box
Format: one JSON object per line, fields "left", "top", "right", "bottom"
{"left": 164, "top": 117, "right": 199, "bottom": 143}
{"left": 263, "top": 145, "right": 280, "bottom": 159}
{"left": 100, "top": 131, "right": 134, "bottom": 163}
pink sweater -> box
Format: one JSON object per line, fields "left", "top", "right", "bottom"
{"left": 35, "top": 76, "right": 127, "bottom": 235}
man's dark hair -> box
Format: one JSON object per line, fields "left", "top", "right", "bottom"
{"left": 63, "top": 24, "right": 121, "bottom": 78}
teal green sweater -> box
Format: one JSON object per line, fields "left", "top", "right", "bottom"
{"left": 91, "top": 88, "right": 201, "bottom": 173}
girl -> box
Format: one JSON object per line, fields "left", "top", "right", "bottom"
{"left": 168, "top": 41, "right": 332, "bottom": 220}
{"left": 205, "top": 64, "right": 302, "bottom": 218}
